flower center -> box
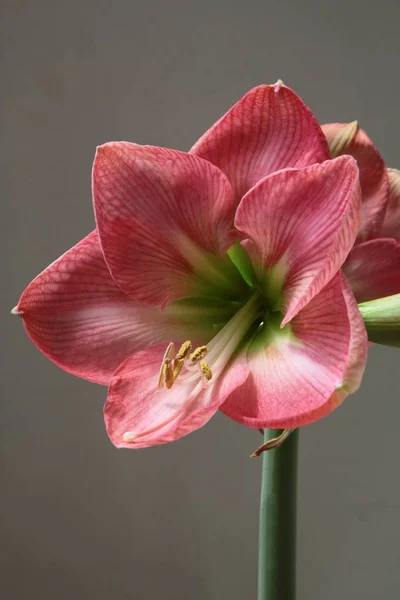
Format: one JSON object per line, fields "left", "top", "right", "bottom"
{"left": 158, "top": 291, "right": 263, "bottom": 392}
{"left": 158, "top": 341, "right": 213, "bottom": 390}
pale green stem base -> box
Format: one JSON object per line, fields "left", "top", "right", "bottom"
{"left": 258, "top": 428, "right": 299, "bottom": 600}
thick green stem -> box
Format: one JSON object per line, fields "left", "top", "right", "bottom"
{"left": 258, "top": 428, "right": 299, "bottom": 600}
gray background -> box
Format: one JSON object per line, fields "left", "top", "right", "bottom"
{"left": 2, "top": 1, "right": 399, "bottom": 598}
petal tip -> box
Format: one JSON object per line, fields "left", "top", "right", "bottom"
{"left": 122, "top": 431, "right": 138, "bottom": 443}
{"left": 95, "top": 142, "right": 114, "bottom": 159}
{"left": 95, "top": 142, "right": 125, "bottom": 162}
{"left": 11, "top": 305, "right": 23, "bottom": 317}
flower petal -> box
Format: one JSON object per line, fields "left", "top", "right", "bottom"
{"left": 93, "top": 143, "right": 238, "bottom": 306}
{"left": 191, "top": 83, "right": 329, "bottom": 201}
{"left": 380, "top": 168, "right": 400, "bottom": 240}
{"left": 16, "top": 232, "right": 206, "bottom": 384}
{"left": 104, "top": 343, "right": 249, "bottom": 448}
{"left": 343, "top": 238, "right": 400, "bottom": 303}
{"left": 220, "top": 274, "right": 367, "bottom": 428}
{"left": 235, "top": 157, "right": 361, "bottom": 325}
{"left": 323, "top": 123, "right": 389, "bottom": 241}
{"left": 303, "top": 275, "right": 368, "bottom": 422}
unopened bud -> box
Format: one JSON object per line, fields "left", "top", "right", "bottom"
{"left": 358, "top": 294, "right": 400, "bottom": 348}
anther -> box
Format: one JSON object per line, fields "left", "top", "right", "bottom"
{"left": 175, "top": 340, "right": 192, "bottom": 360}
{"left": 158, "top": 342, "right": 175, "bottom": 388}
{"left": 163, "top": 359, "right": 175, "bottom": 389}
{"left": 189, "top": 345, "right": 208, "bottom": 362}
{"left": 200, "top": 360, "right": 212, "bottom": 381}
{"left": 173, "top": 358, "right": 185, "bottom": 379}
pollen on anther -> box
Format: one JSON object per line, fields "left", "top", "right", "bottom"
{"left": 173, "top": 358, "right": 185, "bottom": 379}
{"left": 176, "top": 340, "right": 192, "bottom": 360}
{"left": 200, "top": 361, "right": 212, "bottom": 381}
{"left": 190, "top": 345, "right": 208, "bottom": 362}
{"left": 163, "top": 359, "right": 175, "bottom": 389}
{"left": 158, "top": 342, "right": 175, "bottom": 388}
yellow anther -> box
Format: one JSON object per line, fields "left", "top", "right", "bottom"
{"left": 175, "top": 340, "right": 192, "bottom": 360}
{"left": 158, "top": 342, "right": 175, "bottom": 388}
{"left": 189, "top": 345, "right": 208, "bottom": 362}
{"left": 163, "top": 359, "right": 175, "bottom": 389}
{"left": 200, "top": 360, "right": 212, "bottom": 381}
{"left": 173, "top": 358, "right": 185, "bottom": 379}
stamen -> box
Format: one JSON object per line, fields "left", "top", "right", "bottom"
{"left": 200, "top": 361, "right": 212, "bottom": 381}
{"left": 163, "top": 359, "right": 175, "bottom": 389}
{"left": 158, "top": 342, "right": 192, "bottom": 390}
{"left": 157, "top": 293, "right": 262, "bottom": 394}
{"left": 157, "top": 342, "right": 175, "bottom": 388}
{"left": 189, "top": 345, "right": 208, "bottom": 362}
{"left": 175, "top": 340, "right": 192, "bottom": 360}
{"left": 173, "top": 358, "right": 185, "bottom": 379}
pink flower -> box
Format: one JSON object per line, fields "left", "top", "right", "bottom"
{"left": 322, "top": 122, "right": 400, "bottom": 304}
{"left": 13, "top": 83, "right": 368, "bottom": 448}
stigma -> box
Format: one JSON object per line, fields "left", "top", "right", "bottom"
{"left": 158, "top": 341, "right": 212, "bottom": 390}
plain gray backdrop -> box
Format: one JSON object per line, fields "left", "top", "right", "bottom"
{"left": 2, "top": 1, "right": 399, "bottom": 598}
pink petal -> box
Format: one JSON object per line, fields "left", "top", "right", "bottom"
{"left": 104, "top": 343, "right": 249, "bottom": 448}
{"left": 93, "top": 143, "right": 237, "bottom": 306}
{"left": 380, "top": 168, "right": 400, "bottom": 240}
{"left": 343, "top": 238, "right": 400, "bottom": 303}
{"left": 323, "top": 123, "right": 389, "bottom": 241}
{"left": 16, "top": 232, "right": 200, "bottom": 384}
{"left": 235, "top": 157, "right": 361, "bottom": 325}
{"left": 191, "top": 83, "right": 329, "bottom": 201}
{"left": 307, "top": 275, "right": 368, "bottom": 421}
{"left": 220, "top": 274, "right": 367, "bottom": 428}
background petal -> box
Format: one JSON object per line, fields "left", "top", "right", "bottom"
{"left": 380, "top": 168, "right": 400, "bottom": 240}
{"left": 104, "top": 343, "right": 249, "bottom": 448}
{"left": 220, "top": 274, "right": 367, "bottom": 428}
{"left": 191, "top": 83, "right": 329, "bottom": 202}
{"left": 16, "top": 232, "right": 203, "bottom": 384}
{"left": 343, "top": 238, "right": 400, "bottom": 303}
{"left": 323, "top": 123, "right": 389, "bottom": 241}
{"left": 93, "top": 143, "right": 238, "bottom": 306}
{"left": 235, "top": 157, "right": 361, "bottom": 324}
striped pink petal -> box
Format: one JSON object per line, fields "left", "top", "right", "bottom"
{"left": 323, "top": 123, "right": 389, "bottom": 241}
{"left": 343, "top": 238, "right": 400, "bottom": 303}
{"left": 220, "top": 274, "right": 367, "bottom": 428}
{"left": 15, "top": 232, "right": 201, "bottom": 384}
{"left": 235, "top": 157, "right": 361, "bottom": 325}
{"left": 93, "top": 143, "right": 236, "bottom": 307}
{"left": 104, "top": 343, "right": 249, "bottom": 448}
{"left": 380, "top": 168, "right": 400, "bottom": 241}
{"left": 306, "top": 275, "right": 368, "bottom": 422}
{"left": 191, "top": 83, "right": 329, "bottom": 202}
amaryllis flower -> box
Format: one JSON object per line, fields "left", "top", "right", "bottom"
{"left": 13, "top": 83, "right": 368, "bottom": 448}
{"left": 322, "top": 122, "right": 400, "bottom": 304}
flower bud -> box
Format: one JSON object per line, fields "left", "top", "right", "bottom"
{"left": 358, "top": 294, "right": 400, "bottom": 347}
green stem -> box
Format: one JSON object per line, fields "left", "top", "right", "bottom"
{"left": 258, "top": 428, "right": 299, "bottom": 600}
